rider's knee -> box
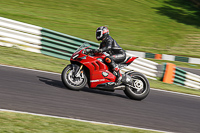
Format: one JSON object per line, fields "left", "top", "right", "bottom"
{"left": 104, "top": 56, "right": 112, "bottom": 64}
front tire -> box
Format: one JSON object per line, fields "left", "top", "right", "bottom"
{"left": 61, "top": 64, "right": 87, "bottom": 91}
{"left": 124, "top": 72, "right": 150, "bottom": 100}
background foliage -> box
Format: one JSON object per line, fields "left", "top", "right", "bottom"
{"left": 0, "top": 0, "right": 200, "bottom": 57}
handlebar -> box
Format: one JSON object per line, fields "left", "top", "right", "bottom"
{"left": 84, "top": 49, "right": 104, "bottom": 56}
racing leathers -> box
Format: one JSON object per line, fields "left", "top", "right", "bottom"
{"left": 98, "top": 35, "right": 126, "bottom": 82}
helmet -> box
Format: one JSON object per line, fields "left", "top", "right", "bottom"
{"left": 96, "top": 26, "right": 109, "bottom": 41}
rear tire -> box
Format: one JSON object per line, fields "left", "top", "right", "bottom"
{"left": 124, "top": 72, "right": 150, "bottom": 100}
{"left": 61, "top": 64, "right": 87, "bottom": 91}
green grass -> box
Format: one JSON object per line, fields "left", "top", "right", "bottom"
{"left": 0, "top": 47, "right": 69, "bottom": 73}
{"left": 0, "top": 111, "right": 160, "bottom": 133}
{"left": 0, "top": 0, "right": 200, "bottom": 58}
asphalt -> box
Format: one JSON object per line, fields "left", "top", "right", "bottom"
{"left": 0, "top": 65, "right": 200, "bottom": 133}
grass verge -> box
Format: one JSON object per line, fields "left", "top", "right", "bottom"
{"left": 0, "top": 0, "right": 200, "bottom": 58}
{"left": 0, "top": 111, "right": 161, "bottom": 133}
{"left": 1, "top": 46, "right": 200, "bottom": 96}
{"left": 0, "top": 47, "right": 69, "bottom": 73}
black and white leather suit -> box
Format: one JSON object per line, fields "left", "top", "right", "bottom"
{"left": 99, "top": 35, "right": 126, "bottom": 69}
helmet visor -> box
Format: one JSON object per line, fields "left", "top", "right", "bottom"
{"left": 96, "top": 30, "right": 102, "bottom": 40}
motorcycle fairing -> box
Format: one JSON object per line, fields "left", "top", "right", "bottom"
{"left": 82, "top": 56, "right": 116, "bottom": 88}
{"left": 124, "top": 57, "right": 138, "bottom": 64}
{"left": 71, "top": 49, "right": 116, "bottom": 88}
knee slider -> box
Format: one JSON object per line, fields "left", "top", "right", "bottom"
{"left": 105, "top": 57, "right": 112, "bottom": 64}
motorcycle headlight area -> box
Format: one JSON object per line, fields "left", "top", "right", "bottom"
{"left": 72, "top": 54, "right": 79, "bottom": 59}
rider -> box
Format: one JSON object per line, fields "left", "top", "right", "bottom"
{"left": 94, "top": 26, "right": 126, "bottom": 82}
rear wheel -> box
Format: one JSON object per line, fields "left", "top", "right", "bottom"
{"left": 61, "top": 64, "right": 87, "bottom": 91}
{"left": 124, "top": 72, "right": 150, "bottom": 100}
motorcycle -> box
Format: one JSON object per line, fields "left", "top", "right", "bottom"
{"left": 61, "top": 43, "right": 150, "bottom": 100}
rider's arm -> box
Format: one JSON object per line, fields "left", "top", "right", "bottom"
{"left": 98, "top": 39, "right": 112, "bottom": 53}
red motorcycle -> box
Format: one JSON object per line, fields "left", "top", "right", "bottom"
{"left": 61, "top": 43, "right": 150, "bottom": 100}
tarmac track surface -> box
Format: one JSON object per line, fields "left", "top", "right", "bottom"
{"left": 0, "top": 65, "right": 200, "bottom": 133}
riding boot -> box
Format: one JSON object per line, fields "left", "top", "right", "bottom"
{"left": 113, "top": 66, "right": 122, "bottom": 83}
{"left": 104, "top": 56, "right": 122, "bottom": 82}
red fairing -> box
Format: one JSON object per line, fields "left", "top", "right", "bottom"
{"left": 126, "top": 57, "right": 138, "bottom": 64}
{"left": 70, "top": 49, "right": 116, "bottom": 88}
{"left": 89, "top": 69, "right": 115, "bottom": 88}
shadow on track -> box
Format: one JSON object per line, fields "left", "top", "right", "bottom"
{"left": 37, "top": 76, "right": 66, "bottom": 89}
{"left": 37, "top": 76, "right": 128, "bottom": 99}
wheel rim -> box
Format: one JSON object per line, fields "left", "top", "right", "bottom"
{"left": 65, "top": 67, "right": 85, "bottom": 87}
{"left": 134, "top": 79, "right": 144, "bottom": 91}
{"left": 131, "top": 76, "right": 147, "bottom": 94}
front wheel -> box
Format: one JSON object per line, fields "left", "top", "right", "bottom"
{"left": 124, "top": 72, "right": 150, "bottom": 100}
{"left": 61, "top": 64, "right": 87, "bottom": 91}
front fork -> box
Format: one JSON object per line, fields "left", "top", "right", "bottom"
{"left": 75, "top": 65, "right": 83, "bottom": 77}
{"left": 72, "top": 64, "right": 83, "bottom": 77}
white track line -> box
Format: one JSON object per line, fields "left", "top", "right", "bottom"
{"left": 1, "top": 63, "right": 200, "bottom": 98}
{"left": 0, "top": 109, "right": 173, "bottom": 133}
{"left": 151, "top": 88, "right": 200, "bottom": 98}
